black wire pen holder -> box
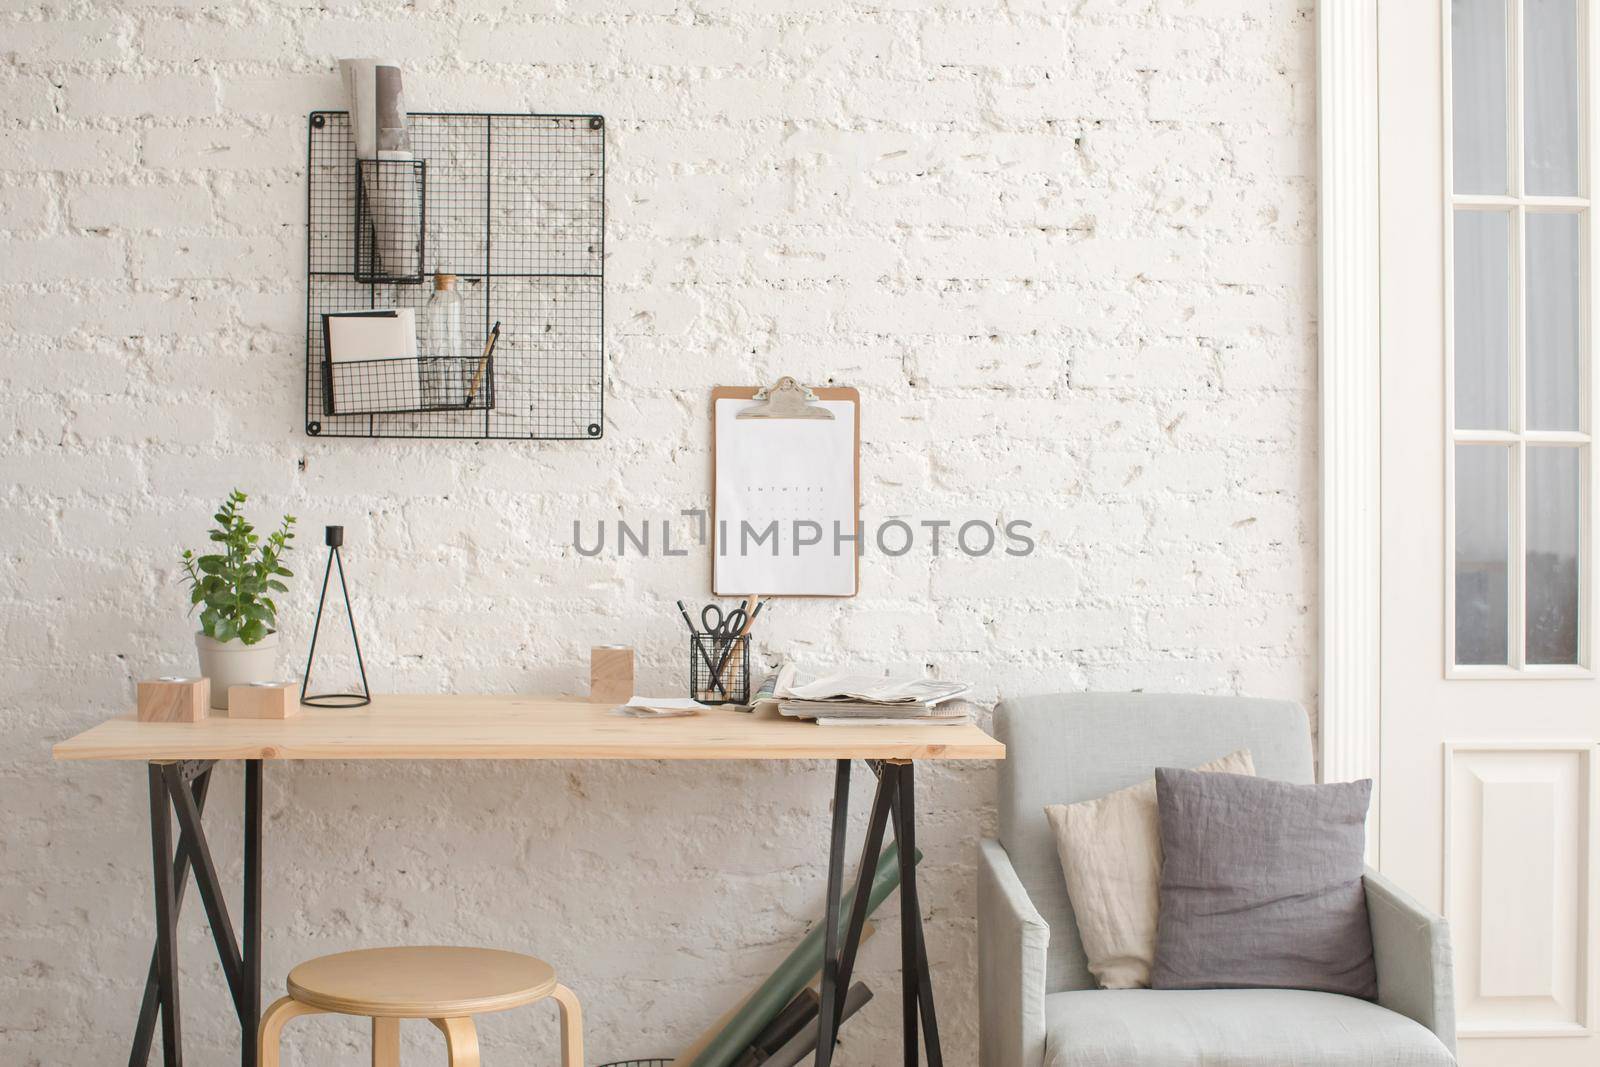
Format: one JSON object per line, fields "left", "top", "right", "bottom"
{"left": 300, "top": 525, "right": 371, "bottom": 708}
{"left": 690, "top": 634, "right": 750, "bottom": 705}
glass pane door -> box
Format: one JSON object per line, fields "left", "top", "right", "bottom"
{"left": 1448, "top": 0, "right": 1591, "bottom": 672}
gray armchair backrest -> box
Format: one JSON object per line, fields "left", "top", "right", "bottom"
{"left": 995, "top": 692, "right": 1315, "bottom": 993}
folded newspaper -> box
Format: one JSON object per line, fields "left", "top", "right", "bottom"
{"left": 751, "top": 666, "right": 973, "bottom": 724}
{"left": 782, "top": 673, "right": 971, "bottom": 704}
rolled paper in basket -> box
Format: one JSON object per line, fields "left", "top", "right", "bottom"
{"left": 340, "top": 58, "right": 411, "bottom": 158}
{"left": 341, "top": 57, "right": 418, "bottom": 277}
{"left": 689, "top": 840, "right": 918, "bottom": 1067}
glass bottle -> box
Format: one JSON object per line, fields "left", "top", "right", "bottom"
{"left": 422, "top": 273, "right": 462, "bottom": 407}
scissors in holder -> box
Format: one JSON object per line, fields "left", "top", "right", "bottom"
{"left": 701, "top": 602, "right": 749, "bottom": 641}
{"left": 706, "top": 597, "right": 768, "bottom": 695}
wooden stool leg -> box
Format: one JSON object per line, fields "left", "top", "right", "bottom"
{"left": 257, "top": 995, "right": 324, "bottom": 1067}
{"left": 372, "top": 1016, "right": 400, "bottom": 1067}
{"left": 431, "top": 1016, "right": 480, "bottom": 1067}
{"left": 551, "top": 983, "right": 584, "bottom": 1067}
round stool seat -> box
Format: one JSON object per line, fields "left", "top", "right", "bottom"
{"left": 287, "top": 946, "right": 557, "bottom": 1019}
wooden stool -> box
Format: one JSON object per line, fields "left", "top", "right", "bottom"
{"left": 259, "top": 946, "right": 582, "bottom": 1067}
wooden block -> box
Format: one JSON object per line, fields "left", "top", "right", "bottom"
{"left": 137, "top": 678, "right": 210, "bottom": 723}
{"left": 228, "top": 681, "right": 299, "bottom": 719}
{"left": 590, "top": 645, "right": 633, "bottom": 705}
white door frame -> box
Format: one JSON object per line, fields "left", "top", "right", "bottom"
{"left": 1328, "top": 7, "right": 1600, "bottom": 1058}
{"left": 1318, "top": 1, "right": 1384, "bottom": 818}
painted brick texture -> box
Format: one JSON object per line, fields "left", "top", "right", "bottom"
{"left": 0, "top": 1, "right": 1317, "bottom": 1063}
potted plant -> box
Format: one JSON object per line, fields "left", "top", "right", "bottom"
{"left": 181, "top": 490, "right": 297, "bottom": 709}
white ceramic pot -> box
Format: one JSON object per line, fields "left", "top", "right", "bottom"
{"left": 195, "top": 631, "right": 280, "bottom": 709}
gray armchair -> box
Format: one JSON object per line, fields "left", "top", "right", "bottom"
{"left": 978, "top": 693, "right": 1455, "bottom": 1067}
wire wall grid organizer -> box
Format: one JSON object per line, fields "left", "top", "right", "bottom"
{"left": 306, "top": 111, "right": 605, "bottom": 440}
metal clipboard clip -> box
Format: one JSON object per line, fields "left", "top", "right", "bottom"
{"left": 736, "top": 376, "right": 835, "bottom": 420}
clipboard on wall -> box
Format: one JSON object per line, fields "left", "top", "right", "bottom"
{"left": 711, "top": 378, "right": 861, "bottom": 597}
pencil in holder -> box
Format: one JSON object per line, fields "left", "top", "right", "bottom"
{"left": 690, "top": 634, "right": 750, "bottom": 705}
{"left": 354, "top": 158, "right": 426, "bottom": 284}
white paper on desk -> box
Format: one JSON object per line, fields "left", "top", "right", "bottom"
{"left": 714, "top": 399, "right": 856, "bottom": 596}
{"left": 619, "top": 696, "right": 703, "bottom": 717}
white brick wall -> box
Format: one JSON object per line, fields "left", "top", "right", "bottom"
{"left": 0, "top": 1, "right": 1317, "bottom": 1063}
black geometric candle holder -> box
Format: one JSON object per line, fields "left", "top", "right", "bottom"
{"left": 300, "top": 524, "right": 371, "bottom": 708}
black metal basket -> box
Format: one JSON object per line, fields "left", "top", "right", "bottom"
{"left": 690, "top": 633, "right": 750, "bottom": 705}
{"left": 322, "top": 354, "right": 495, "bottom": 416}
{"left": 354, "top": 157, "right": 426, "bottom": 284}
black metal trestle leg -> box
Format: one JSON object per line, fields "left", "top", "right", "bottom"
{"left": 243, "top": 760, "right": 263, "bottom": 1067}
{"left": 833, "top": 764, "right": 896, "bottom": 1017}
{"left": 813, "top": 760, "right": 943, "bottom": 1067}
{"left": 814, "top": 760, "right": 851, "bottom": 1066}
{"left": 900, "top": 771, "right": 917, "bottom": 1066}
{"left": 131, "top": 760, "right": 265, "bottom": 1067}
{"left": 147, "top": 766, "right": 182, "bottom": 1067}
{"left": 131, "top": 767, "right": 212, "bottom": 1067}
{"left": 891, "top": 762, "right": 943, "bottom": 1067}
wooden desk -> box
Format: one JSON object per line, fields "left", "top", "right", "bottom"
{"left": 53, "top": 693, "right": 1005, "bottom": 763}
{"left": 55, "top": 695, "right": 1003, "bottom": 1067}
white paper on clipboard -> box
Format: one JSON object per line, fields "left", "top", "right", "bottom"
{"left": 713, "top": 398, "right": 858, "bottom": 596}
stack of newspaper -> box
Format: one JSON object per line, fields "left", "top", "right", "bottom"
{"left": 756, "top": 669, "right": 974, "bottom": 726}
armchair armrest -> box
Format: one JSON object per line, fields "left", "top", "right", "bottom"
{"left": 978, "top": 838, "right": 1050, "bottom": 1067}
{"left": 1365, "top": 866, "right": 1456, "bottom": 1055}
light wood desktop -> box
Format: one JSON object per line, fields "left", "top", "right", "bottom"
{"left": 54, "top": 693, "right": 1004, "bottom": 763}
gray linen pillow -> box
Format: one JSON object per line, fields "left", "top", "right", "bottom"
{"left": 1150, "top": 767, "right": 1377, "bottom": 999}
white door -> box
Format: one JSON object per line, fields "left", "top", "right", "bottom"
{"left": 1378, "top": 1, "right": 1600, "bottom": 1064}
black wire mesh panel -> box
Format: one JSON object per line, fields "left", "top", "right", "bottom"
{"left": 306, "top": 111, "right": 604, "bottom": 439}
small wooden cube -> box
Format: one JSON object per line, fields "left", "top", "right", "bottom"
{"left": 590, "top": 645, "right": 634, "bottom": 705}
{"left": 228, "top": 681, "right": 299, "bottom": 719}
{"left": 137, "top": 678, "right": 210, "bottom": 723}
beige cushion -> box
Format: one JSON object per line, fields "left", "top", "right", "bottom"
{"left": 1044, "top": 748, "right": 1254, "bottom": 988}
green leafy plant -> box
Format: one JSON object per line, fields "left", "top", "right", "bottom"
{"left": 180, "top": 490, "right": 297, "bottom": 645}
